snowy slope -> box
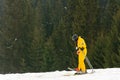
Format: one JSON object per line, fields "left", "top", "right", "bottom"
{"left": 0, "top": 68, "right": 120, "bottom": 80}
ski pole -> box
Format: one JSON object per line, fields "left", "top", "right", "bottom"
{"left": 85, "top": 56, "right": 94, "bottom": 73}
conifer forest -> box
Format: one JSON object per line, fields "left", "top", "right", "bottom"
{"left": 0, "top": 0, "right": 120, "bottom": 73}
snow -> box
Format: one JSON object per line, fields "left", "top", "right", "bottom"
{"left": 0, "top": 68, "right": 120, "bottom": 80}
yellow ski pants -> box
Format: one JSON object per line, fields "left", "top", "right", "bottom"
{"left": 77, "top": 48, "right": 87, "bottom": 72}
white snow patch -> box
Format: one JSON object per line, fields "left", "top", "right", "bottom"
{"left": 0, "top": 68, "right": 120, "bottom": 80}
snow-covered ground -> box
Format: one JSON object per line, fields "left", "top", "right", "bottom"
{"left": 0, "top": 68, "right": 120, "bottom": 80}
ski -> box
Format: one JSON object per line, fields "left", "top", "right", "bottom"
{"left": 74, "top": 72, "right": 87, "bottom": 75}
{"left": 64, "top": 67, "right": 95, "bottom": 76}
{"left": 67, "top": 67, "right": 75, "bottom": 71}
{"left": 64, "top": 72, "right": 87, "bottom": 76}
{"left": 68, "top": 67, "right": 95, "bottom": 73}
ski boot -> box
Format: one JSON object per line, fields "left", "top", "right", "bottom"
{"left": 74, "top": 71, "right": 87, "bottom": 75}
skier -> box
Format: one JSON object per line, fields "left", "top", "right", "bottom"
{"left": 72, "top": 34, "right": 87, "bottom": 74}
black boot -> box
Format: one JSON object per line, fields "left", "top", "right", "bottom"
{"left": 74, "top": 71, "right": 87, "bottom": 75}
{"left": 74, "top": 71, "right": 82, "bottom": 75}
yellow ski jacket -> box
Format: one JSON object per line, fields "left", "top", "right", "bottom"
{"left": 77, "top": 36, "right": 86, "bottom": 50}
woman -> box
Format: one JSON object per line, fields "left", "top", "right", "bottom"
{"left": 72, "top": 34, "right": 87, "bottom": 74}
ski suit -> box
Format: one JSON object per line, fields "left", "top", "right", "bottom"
{"left": 76, "top": 36, "right": 87, "bottom": 73}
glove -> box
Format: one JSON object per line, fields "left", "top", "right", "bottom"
{"left": 76, "top": 47, "right": 78, "bottom": 50}
{"left": 77, "top": 50, "right": 80, "bottom": 55}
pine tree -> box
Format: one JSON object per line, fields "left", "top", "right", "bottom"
{"left": 42, "top": 37, "right": 55, "bottom": 71}
{"left": 41, "top": 0, "right": 72, "bottom": 71}
{"left": 92, "top": 35, "right": 107, "bottom": 68}
{"left": 2, "top": 0, "right": 30, "bottom": 73}
{"left": 27, "top": 0, "right": 46, "bottom": 71}
{"left": 103, "top": 0, "right": 120, "bottom": 68}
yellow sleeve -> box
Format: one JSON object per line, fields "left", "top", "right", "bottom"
{"left": 77, "top": 37, "right": 86, "bottom": 48}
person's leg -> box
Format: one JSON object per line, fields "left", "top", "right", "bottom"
{"left": 78, "top": 49, "right": 87, "bottom": 73}
{"left": 80, "top": 60, "right": 86, "bottom": 72}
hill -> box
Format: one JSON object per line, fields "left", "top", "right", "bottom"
{"left": 0, "top": 68, "right": 120, "bottom": 80}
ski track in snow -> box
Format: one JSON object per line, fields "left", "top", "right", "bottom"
{"left": 0, "top": 68, "right": 120, "bottom": 80}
